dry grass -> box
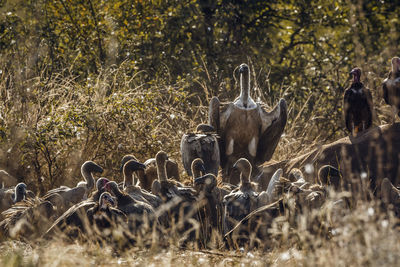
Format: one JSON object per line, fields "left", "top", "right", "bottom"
{"left": 1, "top": 62, "right": 399, "bottom": 266}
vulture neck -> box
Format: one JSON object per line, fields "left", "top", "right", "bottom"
{"left": 13, "top": 189, "right": 25, "bottom": 203}
{"left": 81, "top": 168, "right": 95, "bottom": 192}
{"left": 156, "top": 157, "right": 168, "bottom": 182}
{"left": 239, "top": 72, "right": 251, "bottom": 108}
{"left": 123, "top": 167, "right": 134, "bottom": 188}
{"left": 239, "top": 165, "right": 252, "bottom": 186}
{"left": 191, "top": 161, "right": 203, "bottom": 179}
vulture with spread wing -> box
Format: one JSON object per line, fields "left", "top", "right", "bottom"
{"left": 209, "top": 63, "right": 287, "bottom": 184}
{"left": 382, "top": 57, "right": 400, "bottom": 121}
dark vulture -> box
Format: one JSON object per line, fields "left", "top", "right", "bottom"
{"left": 343, "top": 67, "right": 373, "bottom": 135}
{"left": 43, "top": 161, "right": 103, "bottom": 209}
{"left": 44, "top": 192, "right": 126, "bottom": 238}
{"left": 209, "top": 63, "right": 287, "bottom": 185}
{"left": 223, "top": 158, "right": 260, "bottom": 235}
{"left": 180, "top": 124, "right": 220, "bottom": 176}
{"left": 382, "top": 57, "right": 400, "bottom": 121}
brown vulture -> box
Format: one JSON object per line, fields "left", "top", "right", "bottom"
{"left": 343, "top": 67, "right": 373, "bottom": 135}
{"left": 209, "top": 63, "right": 287, "bottom": 185}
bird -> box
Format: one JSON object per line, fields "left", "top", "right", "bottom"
{"left": 1, "top": 197, "right": 57, "bottom": 239}
{"left": 209, "top": 63, "right": 287, "bottom": 185}
{"left": 223, "top": 158, "right": 259, "bottom": 235}
{"left": 121, "top": 159, "right": 161, "bottom": 208}
{"left": 0, "top": 183, "right": 28, "bottom": 216}
{"left": 180, "top": 124, "right": 220, "bottom": 177}
{"left": 104, "top": 181, "right": 154, "bottom": 216}
{"left": 86, "top": 192, "right": 127, "bottom": 231}
{"left": 121, "top": 154, "right": 181, "bottom": 192}
{"left": 343, "top": 67, "right": 373, "bottom": 135}
{"left": 43, "top": 161, "right": 103, "bottom": 210}
{"left": 44, "top": 191, "right": 126, "bottom": 238}
{"left": 382, "top": 57, "right": 400, "bottom": 122}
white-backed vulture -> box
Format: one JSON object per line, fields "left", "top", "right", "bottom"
{"left": 344, "top": 67, "right": 373, "bottom": 135}
{"left": 382, "top": 56, "right": 400, "bottom": 121}
{"left": 0, "top": 183, "right": 27, "bottom": 216}
{"left": 122, "top": 159, "right": 161, "bottom": 208}
{"left": 43, "top": 161, "right": 103, "bottom": 208}
{"left": 180, "top": 124, "right": 220, "bottom": 176}
{"left": 209, "top": 63, "right": 287, "bottom": 184}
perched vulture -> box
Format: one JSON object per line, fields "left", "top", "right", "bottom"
{"left": 43, "top": 161, "right": 103, "bottom": 209}
{"left": 223, "top": 158, "right": 260, "bottom": 235}
{"left": 1, "top": 197, "right": 56, "bottom": 239}
{"left": 343, "top": 67, "right": 373, "bottom": 135}
{"left": 0, "top": 183, "right": 27, "bottom": 216}
{"left": 209, "top": 63, "right": 287, "bottom": 184}
{"left": 121, "top": 159, "right": 161, "bottom": 208}
{"left": 382, "top": 57, "right": 400, "bottom": 121}
{"left": 180, "top": 124, "right": 220, "bottom": 176}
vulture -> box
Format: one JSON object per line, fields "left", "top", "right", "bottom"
{"left": 1, "top": 197, "right": 56, "bottom": 239}
{"left": 382, "top": 56, "right": 400, "bottom": 121}
{"left": 122, "top": 159, "right": 161, "bottom": 208}
{"left": 209, "top": 63, "right": 287, "bottom": 185}
{"left": 180, "top": 124, "right": 220, "bottom": 176}
{"left": 223, "top": 158, "right": 283, "bottom": 247}
{"left": 151, "top": 151, "right": 196, "bottom": 204}
{"left": 121, "top": 154, "right": 181, "bottom": 192}
{"left": 0, "top": 183, "right": 28, "bottom": 216}
{"left": 151, "top": 151, "right": 198, "bottom": 240}
{"left": 223, "top": 158, "right": 260, "bottom": 235}
{"left": 343, "top": 67, "right": 373, "bottom": 135}
{"left": 318, "top": 165, "right": 342, "bottom": 190}
{"left": 43, "top": 161, "right": 103, "bottom": 209}
{"left": 106, "top": 181, "right": 154, "bottom": 227}
{"left": 45, "top": 191, "right": 126, "bottom": 238}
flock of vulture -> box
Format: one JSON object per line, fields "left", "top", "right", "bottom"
{"left": 0, "top": 58, "right": 399, "bottom": 249}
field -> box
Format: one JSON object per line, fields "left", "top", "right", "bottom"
{"left": 1, "top": 1, "right": 400, "bottom": 266}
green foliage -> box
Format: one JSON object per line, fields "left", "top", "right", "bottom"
{"left": 0, "top": 0, "right": 399, "bottom": 191}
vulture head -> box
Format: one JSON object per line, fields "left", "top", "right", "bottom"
{"left": 191, "top": 158, "right": 206, "bottom": 179}
{"left": 123, "top": 159, "right": 146, "bottom": 187}
{"left": 13, "top": 182, "right": 27, "bottom": 203}
{"left": 350, "top": 67, "right": 361, "bottom": 83}
{"left": 119, "top": 154, "right": 138, "bottom": 172}
{"left": 391, "top": 57, "right": 400, "bottom": 74}
{"left": 99, "top": 192, "right": 116, "bottom": 209}
{"left": 232, "top": 158, "right": 252, "bottom": 186}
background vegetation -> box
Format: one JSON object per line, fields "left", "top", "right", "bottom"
{"left": 0, "top": 0, "right": 399, "bottom": 212}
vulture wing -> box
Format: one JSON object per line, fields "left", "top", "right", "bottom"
{"left": 343, "top": 88, "right": 353, "bottom": 132}
{"left": 255, "top": 99, "right": 287, "bottom": 165}
{"left": 180, "top": 133, "right": 220, "bottom": 176}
